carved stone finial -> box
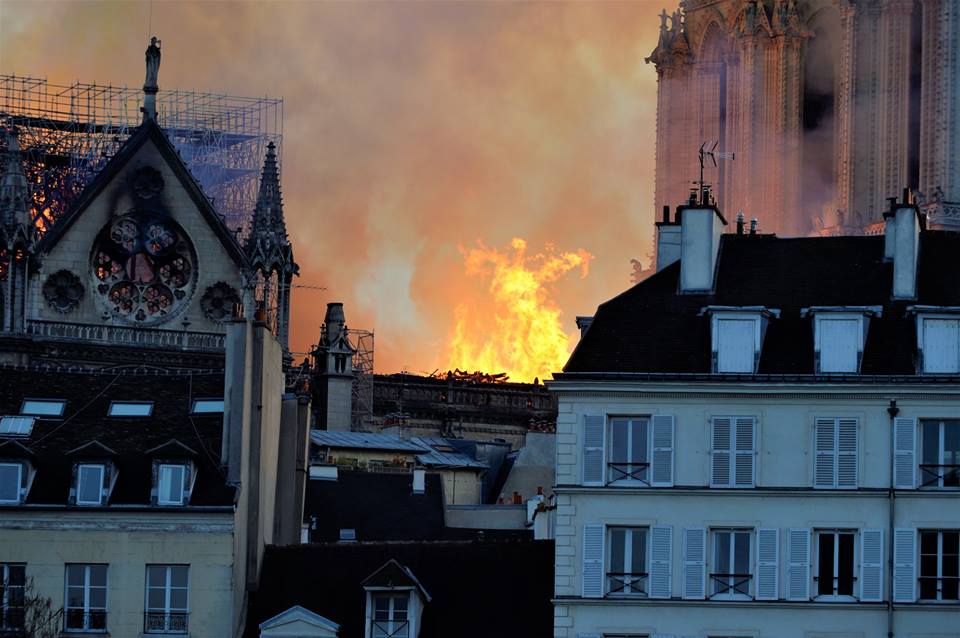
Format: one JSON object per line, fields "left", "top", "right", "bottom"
{"left": 659, "top": 9, "right": 669, "bottom": 31}
{"left": 142, "top": 36, "right": 162, "bottom": 123}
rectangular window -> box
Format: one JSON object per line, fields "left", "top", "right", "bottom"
{"left": 922, "top": 318, "right": 960, "bottom": 373}
{"left": 710, "top": 417, "right": 755, "bottom": 487}
{"left": 0, "top": 417, "right": 35, "bottom": 437}
{"left": 1, "top": 564, "right": 25, "bottom": 632}
{"left": 920, "top": 420, "right": 960, "bottom": 488}
{"left": 372, "top": 594, "right": 409, "bottom": 638}
{"left": 0, "top": 463, "right": 22, "bottom": 504}
{"left": 107, "top": 402, "right": 153, "bottom": 417}
{"left": 76, "top": 465, "right": 104, "bottom": 506}
{"left": 65, "top": 564, "right": 107, "bottom": 632}
{"left": 20, "top": 399, "right": 66, "bottom": 417}
{"left": 716, "top": 319, "right": 756, "bottom": 373}
{"left": 607, "top": 527, "right": 648, "bottom": 596}
{"left": 919, "top": 530, "right": 959, "bottom": 601}
{"left": 711, "top": 529, "right": 751, "bottom": 598}
{"left": 608, "top": 418, "right": 649, "bottom": 484}
{"left": 815, "top": 531, "right": 855, "bottom": 598}
{"left": 817, "top": 317, "right": 860, "bottom": 373}
{"left": 158, "top": 465, "right": 185, "bottom": 505}
{"left": 814, "top": 418, "right": 859, "bottom": 488}
{"left": 144, "top": 565, "right": 189, "bottom": 634}
{"left": 190, "top": 399, "right": 223, "bottom": 414}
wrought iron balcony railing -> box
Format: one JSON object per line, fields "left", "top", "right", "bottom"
{"left": 919, "top": 575, "right": 960, "bottom": 601}
{"left": 920, "top": 464, "right": 960, "bottom": 488}
{"left": 64, "top": 609, "right": 107, "bottom": 632}
{"left": 606, "top": 571, "right": 648, "bottom": 596}
{"left": 144, "top": 611, "right": 189, "bottom": 634}
{"left": 607, "top": 462, "right": 650, "bottom": 485}
{"left": 709, "top": 572, "right": 752, "bottom": 597}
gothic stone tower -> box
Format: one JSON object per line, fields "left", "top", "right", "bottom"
{"left": 312, "top": 302, "right": 355, "bottom": 431}
{"left": 648, "top": 0, "right": 960, "bottom": 236}
{"left": 0, "top": 129, "right": 35, "bottom": 336}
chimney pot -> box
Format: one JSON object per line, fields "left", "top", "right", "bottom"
{"left": 736, "top": 212, "right": 745, "bottom": 235}
{"left": 749, "top": 218, "right": 758, "bottom": 235}
{"left": 662, "top": 205, "right": 670, "bottom": 223}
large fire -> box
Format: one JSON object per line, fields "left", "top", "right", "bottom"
{"left": 445, "top": 237, "right": 592, "bottom": 383}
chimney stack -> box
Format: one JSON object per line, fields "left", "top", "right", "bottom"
{"left": 655, "top": 206, "right": 681, "bottom": 272}
{"left": 891, "top": 188, "right": 921, "bottom": 300}
{"left": 736, "top": 212, "right": 744, "bottom": 235}
{"left": 575, "top": 316, "right": 594, "bottom": 340}
{"left": 679, "top": 201, "right": 726, "bottom": 293}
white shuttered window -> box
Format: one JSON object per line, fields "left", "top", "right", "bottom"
{"left": 922, "top": 318, "right": 960, "bottom": 373}
{"left": 651, "top": 415, "right": 675, "bottom": 487}
{"left": 756, "top": 528, "right": 779, "bottom": 600}
{"left": 893, "top": 417, "right": 917, "bottom": 489}
{"left": 581, "top": 415, "right": 605, "bottom": 486}
{"left": 681, "top": 527, "right": 706, "bottom": 600}
{"left": 648, "top": 526, "right": 673, "bottom": 599}
{"left": 710, "top": 417, "right": 755, "bottom": 487}
{"left": 814, "top": 418, "right": 858, "bottom": 488}
{"left": 787, "top": 528, "right": 811, "bottom": 600}
{"left": 860, "top": 529, "right": 884, "bottom": 602}
{"left": 716, "top": 319, "right": 756, "bottom": 373}
{"left": 817, "top": 317, "right": 860, "bottom": 373}
{"left": 893, "top": 528, "right": 917, "bottom": 602}
{"left": 581, "top": 524, "right": 605, "bottom": 598}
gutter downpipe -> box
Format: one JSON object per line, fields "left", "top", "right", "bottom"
{"left": 887, "top": 399, "right": 899, "bottom": 638}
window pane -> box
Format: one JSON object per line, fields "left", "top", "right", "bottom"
{"left": 89, "top": 586, "right": 106, "bottom": 608}
{"left": 733, "top": 533, "right": 750, "bottom": 574}
{"left": 393, "top": 596, "right": 408, "bottom": 617}
{"left": 66, "top": 586, "right": 85, "bottom": 608}
{"left": 108, "top": 401, "right": 153, "bottom": 416}
{"left": 837, "top": 534, "right": 854, "bottom": 596}
{"left": 631, "top": 529, "right": 647, "bottom": 574}
{"left": 715, "top": 532, "right": 731, "bottom": 574}
{"left": 147, "top": 587, "right": 165, "bottom": 610}
{"left": 147, "top": 566, "right": 166, "bottom": 588}
{"left": 7, "top": 565, "right": 25, "bottom": 587}
{"left": 0, "top": 464, "right": 20, "bottom": 502}
{"left": 170, "top": 588, "right": 188, "bottom": 610}
{"left": 20, "top": 399, "right": 66, "bottom": 416}
{"left": 610, "top": 419, "right": 628, "bottom": 464}
{"left": 89, "top": 565, "right": 107, "bottom": 588}
{"left": 631, "top": 419, "right": 648, "bottom": 466}
{"left": 160, "top": 465, "right": 185, "bottom": 503}
{"left": 818, "top": 534, "right": 835, "bottom": 596}
{"left": 78, "top": 466, "right": 103, "bottom": 504}
{"left": 945, "top": 423, "right": 960, "bottom": 481}
{"left": 170, "top": 566, "right": 188, "bottom": 588}
{"left": 67, "top": 565, "right": 85, "bottom": 587}
{"left": 609, "top": 529, "right": 625, "bottom": 573}
{"left": 922, "top": 422, "right": 940, "bottom": 466}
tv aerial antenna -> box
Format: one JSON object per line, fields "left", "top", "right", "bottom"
{"left": 695, "top": 141, "right": 735, "bottom": 203}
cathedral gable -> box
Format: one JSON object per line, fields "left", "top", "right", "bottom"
{"left": 32, "top": 121, "right": 248, "bottom": 333}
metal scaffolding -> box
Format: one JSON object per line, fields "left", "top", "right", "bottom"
{"left": 347, "top": 329, "right": 375, "bottom": 431}
{"left": 0, "top": 74, "right": 282, "bottom": 234}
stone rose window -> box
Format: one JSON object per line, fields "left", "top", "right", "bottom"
{"left": 91, "top": 213, "right": 196, "bottom": 324}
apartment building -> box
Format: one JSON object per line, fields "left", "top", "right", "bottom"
{"left": 549, "top": 193, "right": 959, "bottom": 637}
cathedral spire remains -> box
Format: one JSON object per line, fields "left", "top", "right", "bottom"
{"left": 1, "top": 128, "right": 32, "bottom": 246}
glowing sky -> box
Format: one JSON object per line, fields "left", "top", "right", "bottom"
{"left": 0, "top": 0, "right": 662, "bottom": 377}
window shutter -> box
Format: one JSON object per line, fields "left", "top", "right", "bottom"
{"left": 651, "top": 415, "right": 674, "bottom": 487}
{"left": 786, "top": 528, "right": 810, "bottom": 600}
{"left": 893, "top": 528, "right": 917, "bottom": 602}
{"left": 756, "top": 528, "right": 779, "bottom": 600}
{"left": 681, "top": 527, "right": 706, "bottom": 599}
{"left": 649, "top": 525, "right": 673, "bottom": 599}
{"left": 581, "top": 524, "right": 605, "bottom": 598}
{"left": 893, "top": 417, "right": 916, "bottom": 489}
{"left": 710, "top": 417, "right": 732, "bottom": 487}
{"left": 860, "top": 528, "right": 884, "bottom": 602}
{"left": 819, "top": 318, "right": 860, "bottom": 373}
{"left": 836, "top": 418, "right": 858, "bottom": 488}
{"left": 582, "top": 414, "right": 605, "bottom": 486}
{"left": 922, "top": 318, "right": 960, "bottom": 373}
{"left": 814, "top": 418, "right": 836, "bottom": 488}
{"left": 734, "top": 417, "right": 756, "bottom": 487}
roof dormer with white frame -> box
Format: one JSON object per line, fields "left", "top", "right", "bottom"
{"left": 801, "top": 306, "right": 881, "bottom": 374}
{"left": 909, "top": 306, "right": 960, "bottom": 374}
{"left": 702, "top": 306, "right": 780, "bottom": 374}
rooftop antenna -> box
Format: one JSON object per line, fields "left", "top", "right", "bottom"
{"left": 695, "top": 141, "right": 735, "bottom": 205}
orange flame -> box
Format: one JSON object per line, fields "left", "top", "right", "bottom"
{"left": 445, "top": 237, "right": 592, "bottom": 382}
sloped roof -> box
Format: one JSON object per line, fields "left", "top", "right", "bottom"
{"left": 562, "top": 232, "right": 960, "bottom": 377}
{"left": 310, "top": 430, "right": 427, "bottom": 453}
{"left": 411, "top": 437, "right": 488, "bottom": 470}
{"left": 245, "top": 539, "right": 554, "bottom": 638}
{"left": 38, "top": 119, "right": 249, "bottom": 268}
{"left": 0, "top": 366, "right": 233, "bottom": 507}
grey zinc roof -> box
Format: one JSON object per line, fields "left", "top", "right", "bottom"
{"left": 309, "top": 430, "right": 428, "bottom": 453}
{"left": 411, "top": 437, "right": 489, "bottom": 470}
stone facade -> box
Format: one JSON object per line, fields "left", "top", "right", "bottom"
{"left": 648, "top": 0, "right": 960, "bottom": 237}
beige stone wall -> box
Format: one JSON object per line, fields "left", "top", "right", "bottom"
{"left": 32, "top": 137, "right": 245, "bottom": 333}
{"left": 0, "top": 512, "right": 235, "bottom": 638}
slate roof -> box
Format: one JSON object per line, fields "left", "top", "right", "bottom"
{"left": 244, "top": 539, "right": 554, "bottom": 638}
{"left": 310, "top": 430, "right": 426, "bottom": 453}
{"left": 0, "top": 366, "right": 233, "bottom": 508}
{"left": 302, "top": 469, "right": 531, "bottom": 543}
{"left": 562, "top": 232, "right": 960, "bottom": 378}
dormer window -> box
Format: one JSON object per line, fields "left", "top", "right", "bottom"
{"left": 0, "top": 462, "right": 22, "bottom": 504}
{"left": 362, "top": 560, "right": 430, "bottom": 638}
{"left": 108, "top": 401, "right": 153, "bottom": 417}
{"left": 704, "top": 307, "right": 779, "bottom": 373}
{"left": 920, "top": 317, "right": 960, "bottom": 374}
{"left": 0, "top": 416, "right": 34, "bottom": 437}
{"left": 20, "top": 399, "right": 66, "bottom": 417}
{"left": 372, "top": 594, "right": 409, "bottom": 638}
{"left": 190, "top": 399, "right": 224, "bottom": 414}
{"left": 803, "top": 307, "right": 879, "bottom": 374}
{"left": 76, "top": 464, "right": 106, "bottom": 505}
{"left": 158, "top": 464, "right": 186, "bottom": 505}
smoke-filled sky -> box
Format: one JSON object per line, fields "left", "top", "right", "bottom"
{"left": 0, "top": 0, "right": 662, "bottom": 378}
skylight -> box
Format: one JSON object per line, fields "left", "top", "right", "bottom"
{"left": 108, "top": 402, "right": 153, "bottom": 417}
{"left": 0, "top": 416, "right": 35, "bottom": 437}
{"left": 191, "top": 399, "right": 224, "bottom": 414}
{"left": 20, "top": 399, "right": 66, "bottom": 417}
